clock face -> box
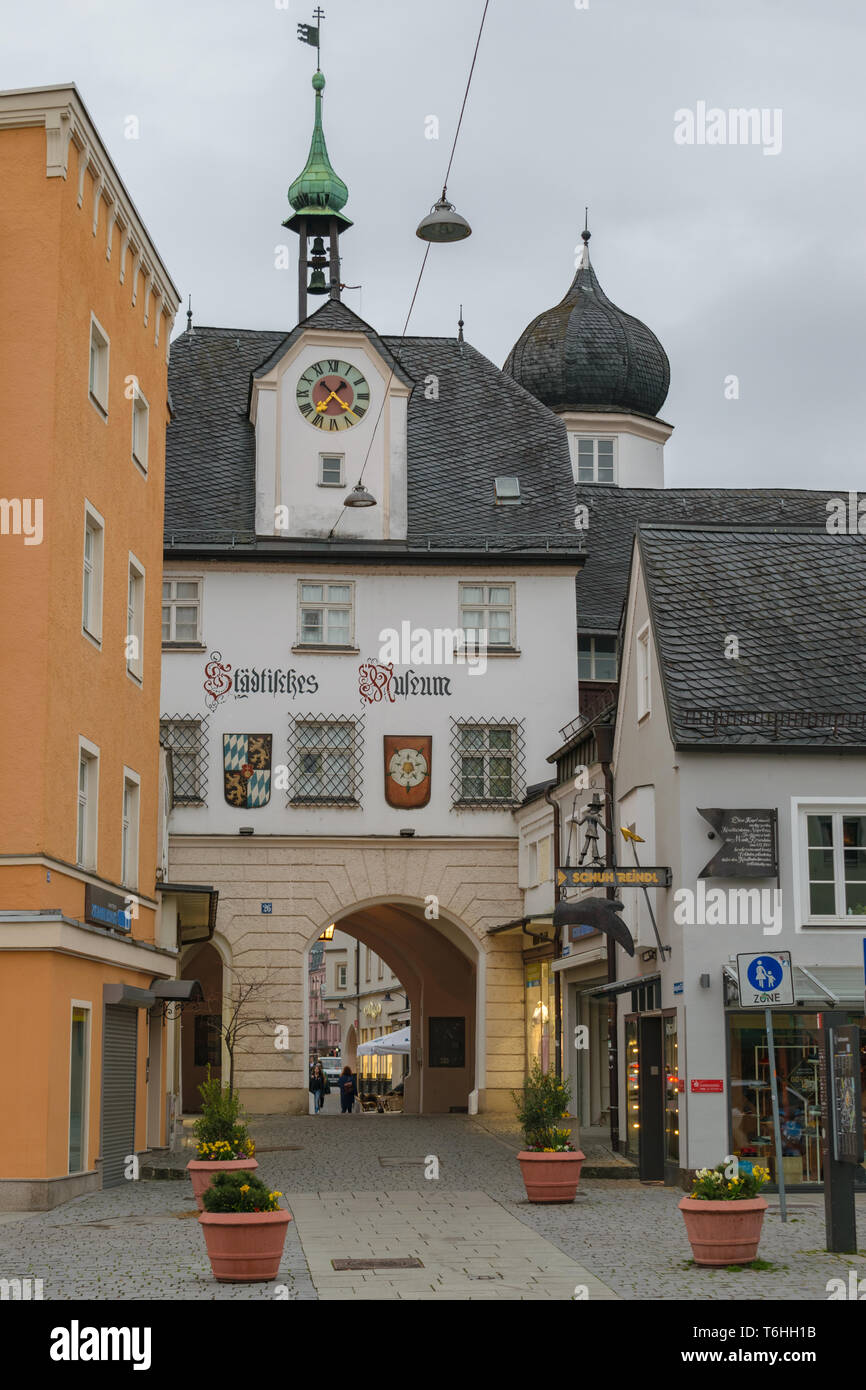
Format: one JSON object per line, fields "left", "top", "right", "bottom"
{"left": 296, "top": 358, "right": 370, "bottom": 432}
{"left": 388, "top": 747, "right": 429, "bottom": 789}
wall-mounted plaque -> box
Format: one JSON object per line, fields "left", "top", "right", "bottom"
{"left": 698, "top": 808, "right": 778, "bottom": 878}
{"left": 84, "top": 883, "right": 132, "bottom": 932}
{"left": 428, "top": 1017, "right": 465, "bottom": 1069}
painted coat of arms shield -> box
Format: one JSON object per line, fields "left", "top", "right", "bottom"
{"left": 223, "top": 734, "right": 272, "bottom": 808}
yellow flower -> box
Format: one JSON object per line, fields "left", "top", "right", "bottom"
{"left": 240, "top": 1184, "right": 250, "bottom": 1194}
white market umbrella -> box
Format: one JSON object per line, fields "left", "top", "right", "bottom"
{"left": 356, "top": 1026, "right": 411, "bottom": 1056}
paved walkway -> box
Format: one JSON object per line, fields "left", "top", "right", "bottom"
{"left": 2, "top": 1113, "right": 864, "bottom": 1300}
{"left": 287, "top": 1188, "right": 617, "bottom": 1300}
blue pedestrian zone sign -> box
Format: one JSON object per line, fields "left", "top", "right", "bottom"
{"left": 736, "top": 951, "right": 794, "bottom": 1006}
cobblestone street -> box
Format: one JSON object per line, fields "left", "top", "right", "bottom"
{"left": 1, "top": 1113, "right": 863, "bottom": 1301}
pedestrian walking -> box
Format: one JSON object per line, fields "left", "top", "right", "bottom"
{"left": 309, "top": 1063, "right": 326, "bottom": 1115}
{"left": 339, "top": 1064, "right": 358, "bottom": 1113}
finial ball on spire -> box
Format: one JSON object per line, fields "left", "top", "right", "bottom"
{"left": 312, "top": 71, "right": 325, "bottom": 92}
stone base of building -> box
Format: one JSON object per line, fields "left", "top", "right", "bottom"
{"left": 0, "top": 1168, "right": 100, "bottom": 1211}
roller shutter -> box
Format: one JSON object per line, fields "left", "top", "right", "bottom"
{"left": 101, "top": 1005, "right": 138, "bottom": 1188}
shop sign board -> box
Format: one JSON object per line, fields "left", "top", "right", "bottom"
{"left": 829, "top": 1024, "right": 864, "bottom": 1165}
{"left": 690, "top": 1079, "right": 724, "bottom": 1093}
{"left": 84, "top": 883, "right": 132, "bottom": 932}
{"left": 556, "top": 866, "right": 672, "bottom": 889}
{"left": 736, "top": 951, "right": 793, "bottom": 1006}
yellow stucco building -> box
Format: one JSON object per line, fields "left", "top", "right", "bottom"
{"left": 0, "top": 85, "right": 181, "bottom": 1208}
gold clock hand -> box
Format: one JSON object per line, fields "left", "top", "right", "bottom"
{"left": 332, "top": 393, "right": 359, "bottom": 418}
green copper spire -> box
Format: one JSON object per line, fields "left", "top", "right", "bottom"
{"left": 284, "top": 71, "right": 352, "bottom": 232}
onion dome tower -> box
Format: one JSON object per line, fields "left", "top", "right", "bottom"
{"left": 504, "top": 228, "right": 669, "bottom": 419}
{"left": 283, "top": 55, "right": 352, "bottom": 323}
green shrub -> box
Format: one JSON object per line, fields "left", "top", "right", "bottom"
{"left": 201, "top": 1170, "right": 282, "bottom": 1214}
{"left": 689, "top": 1162, "right": 770, "bottom": 1200}
{"left": 512, "top": 1061, "right": 574, "bottom": 1151}
{"left": 193, "top": 1065, "right": 251, "bottom": 1157}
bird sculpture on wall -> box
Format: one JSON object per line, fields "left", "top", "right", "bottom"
{"left": 552, "top": 896, "right": 635, "bottom": 957}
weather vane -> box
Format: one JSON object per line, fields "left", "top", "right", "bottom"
{"left": 297, "top": 7, "right": 325, "bottom": 69}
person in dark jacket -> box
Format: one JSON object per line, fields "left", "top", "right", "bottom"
{"left": 339, "top": 1065, "right": 358, "bottom": 1113}
{"left": 309, "top": 1063, "right": 327, "bottom": 1114}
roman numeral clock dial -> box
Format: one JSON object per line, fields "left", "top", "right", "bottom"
{"left": 296, "top": 359, "right": 370, "bottom": 431}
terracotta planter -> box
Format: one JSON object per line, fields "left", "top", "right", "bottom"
{"left": 678, "top": 1196, "right": 768, "bottom": 1266}
{"left": 199, "top": 1209, "right": 292, "bottom": 1283}
{"left": 187, "top": 1157, "right": 258, "bottom": 1211}
{"left": 517, "top": 1150, "right": 585, "bottom": 1203}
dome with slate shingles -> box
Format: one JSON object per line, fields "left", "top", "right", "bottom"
{"left": 504, "top": 232, "right": 670, "bottom": 418}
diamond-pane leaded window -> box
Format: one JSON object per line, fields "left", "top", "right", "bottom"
{"left": 160, "top": 716, "right": 208, "bottom": 805}
{"left": 450, "top": 718, "right": 525, "bottom": 807}
{"left": 288, "top": 715, "right": 364, "bottom": 805}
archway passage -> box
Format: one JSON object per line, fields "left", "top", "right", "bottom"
{"left": 180, "top": 942, "right": 222, "bottom": 1113}
{"left": 315, "top": 902, "right": 478, "bottom": 1116}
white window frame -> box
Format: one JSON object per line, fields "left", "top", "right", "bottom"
{"left": 131, "top": 385, "right": 149, "bottom": 472}
{"left": 337, "top": 963, "right": 348, "bottom": 990}
{"left": 162, "top": 576, "right": 203, "bottom": 646}
{"left": 121, "top": 768, "right": 141, "bottom": 891}
{"left": 636, "top": 622, "right": 651, "bottom": 721}
{"left": 159, "top": 718, "right": 205, "bottom": 805}
{"left": 572, "top": 435, "right": 617, "bottom": 484}
{"left": 527, "top": 833, "right": 554, "bottom": 887}
{"left": 82, "top": 502, "right": 105, "bottom": 645}
{"left": 578, "top": 633, "right": 618, "bottom": 681}
{"left": 494, "top": 475, "right": 521, "bottom": 505}
{"left": 795, "top": 800, "right": 866, "bottom": 929}
{"left": 318, "top": 453, "right": 345, "bottom": 488}
{"left": 297, "top": 580, "right": 355, "bottom": 648}
{"left": 126, "top": 553, "right": 145, "bottom": 683}
{"left": 454, "top": 721, "right": 520, "bottom": 804}
{"left": 68, "top": 1000, "right": 92, "bottom": 1176}
{"left": 76, "top": 737, "right": 100, "bottom": 870}
{"left": 88, "top": 313, "right": 110, "bottom": 417}
{"left": 458, "top": 582, "right": 516, "bottom": 649}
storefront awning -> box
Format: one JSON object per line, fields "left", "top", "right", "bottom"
{"left": 487, "top": 913, "right": 554, "bottom": 939}
{"left": 582, "top": 971, "right": 660, "bottom": 998}
{"left": 103, "top": 983, "right": 156, "bottom": 1009}
{"left": 149, "top": 978, "right": 204, "bottom": 1002}
{"left": 159, "top": 882, "right": 219, "bottom": 944}
{"left": 726, "top": 964, "right": 864, "bottom": 1008}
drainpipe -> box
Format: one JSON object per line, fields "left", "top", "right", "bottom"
{"left": 545, "top": 785, "right": 563, "bottom": 1081}
{"left": 595, "top": 723, "right": 619, "bottom": 1152}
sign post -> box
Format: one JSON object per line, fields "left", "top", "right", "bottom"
{"left": 818, "top": 1013, "right": 863, "bottom": 1253}
{"left": 737, "top": 952, "right": 794, "bottom": 1222}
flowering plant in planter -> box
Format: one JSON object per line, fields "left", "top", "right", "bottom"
{"left": 201, "top": 1171, "right": 282, "bottom": 1214}
{"left": 198, "top": 1171, "right": 292, "bottom": 1283}
{"left": 679, "top": 1161, "right": 770, "bottom": 1267}
{"left": 689, "top": 1163, "right": 769, "bottom": 1200}
{"left": 512, "top": 1063, "right": 585, "bottom": 1202}
{"left": 187, "top": 1068, "right": 258, "bottom": 1209}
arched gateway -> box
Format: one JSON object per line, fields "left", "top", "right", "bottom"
{"left": 170, "top": 836, "right": 526, "bottom": 1115}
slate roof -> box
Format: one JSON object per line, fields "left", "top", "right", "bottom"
{"left": 165, "top": 298, "right": 579, "bottom": 553}
{"left": 637, "top": 526, "right": 866, "bottom": 748}
{"left": 575, "top": 484, "right": 840, "bottom": 633}
{"left": 504, "top": 244, "right": 670, "bottom": 418}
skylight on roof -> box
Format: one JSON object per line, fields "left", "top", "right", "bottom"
{"left": 494, "top": 476, "right": 521, "bottom": 505}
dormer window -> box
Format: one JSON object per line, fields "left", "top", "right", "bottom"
{"left": 494, "top": 476, "right": 520, "bottom": 505}
{"left": 575, "top": 437, "right": 615, "bottom": 484}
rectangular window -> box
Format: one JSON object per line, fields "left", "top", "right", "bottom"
{"left": 803, "top": 810, "right": 866, "bottom": 922}
{"left": 88, "top": 314, "right": 110, "bottom": 415}
{"left": 159, "top": 718, "right": 206, "bottom": 804}
{"left": 636, "top": 623, "right": 651, "bottom": 720}
{"left": 132, "top": 387, "right": 149, "bottom": 471}
{"left": 121, "top": 772, "right": 140, "bottom": 889}
{"left": 290, "top": 719, "right": 361, "bottom": 804}
{"left": 127, "top": 555, "right": 145, "bottom": 681}
{"left": 77, "top": 741, "right": 99, "bottom": 869}
{"left": 459, "top": 583, "right": 515, "bottom": 648}
{"left": 68, "top": 1005, "right": 90, "bottom": 1174}
{"left": 575, "top": 437, "right": 615, "bottom": 484}
{"left": 494, "top": 476, "right": 521, "bottom": 505}
{"left": 578, "top": 634, "right": 618, "bottom": 681}
{"left": 366, "top": 947, "right": 371, "bottom": 982}
{"left": 298, "top": 581, "right": 354, "bottom": 647}
{"left": 337, "top": 963, "right": 348, "bottom": 990}
{"left": 82, "top": 504, "right": 105, "bottom": 643}
{"left": 162, "top": 577, "right": 202, "bottom": 644}
{"left": 453, "top": 722, "right": 522, "bottom": 805}
{"left": 318, "top": 454, "right": 345, "bottom": 487}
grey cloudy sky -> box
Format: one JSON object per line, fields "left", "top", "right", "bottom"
{"left": 6, "top": 0, "right": 864, "bottom": 489}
